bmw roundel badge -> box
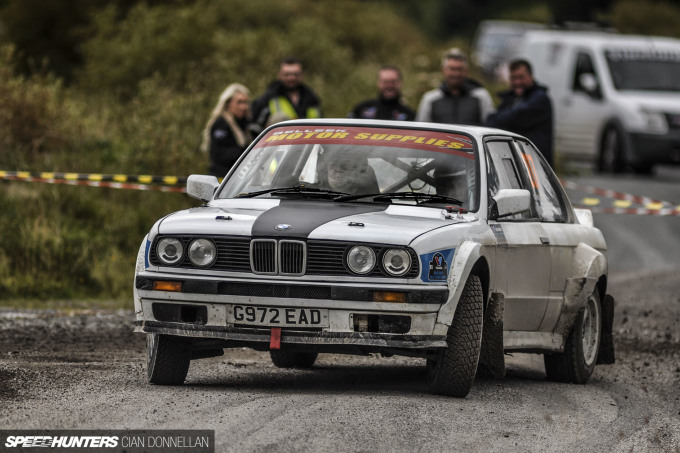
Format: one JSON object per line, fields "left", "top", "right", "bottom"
{"left": 274, "top": 224, "right": 292, "bottom": 231}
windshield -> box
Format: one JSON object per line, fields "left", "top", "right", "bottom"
{"left": 606, "top": 48, "right": 680, "bottom": 91}
{"left": 218, "top": 125, "right": 479, "bottom": 211}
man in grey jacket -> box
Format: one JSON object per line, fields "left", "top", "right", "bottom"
{"left": 416, "top": 48, "right": 494, "bottom": 125}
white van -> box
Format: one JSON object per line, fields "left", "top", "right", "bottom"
{"left": 516, "top": 31, "right": 680, "bottom": 173}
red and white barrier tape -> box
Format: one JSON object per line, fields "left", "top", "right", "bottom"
{"left": 2, "top": 171, "right": 678, "bottom": 215}
{"left": 559, "top": 179, "right": 672, "bottom": 207}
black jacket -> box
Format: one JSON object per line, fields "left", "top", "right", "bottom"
{"left": 486, "top": 83, "right": 554, "bottom": 166}
{"left": 208, "top": 116, "right": 250, "bottom": 178}
{"left": 348, "top": 96, "right": 415, "bottom": 121}
{"left": 416, "top": 78, "right": 494, "bottom": 125}
{"left": 251, "top": 80, "right": 322, "bottom": 127}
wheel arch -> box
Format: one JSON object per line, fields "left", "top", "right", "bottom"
{"left": 433, "top": 240, "right": 489, "bottom": 335}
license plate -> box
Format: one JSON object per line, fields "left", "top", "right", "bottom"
{"left": 228, "top": 305, "right": 329, "bottom": 327}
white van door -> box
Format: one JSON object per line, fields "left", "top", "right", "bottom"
{"left": 557, "top": 50, "right": 609, "bottom": 160}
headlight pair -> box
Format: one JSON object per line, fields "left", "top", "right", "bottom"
{"left": 156, "top": 238, "right": 216, "bottom": 267}
{"left": 346, "top": 245, "right": 412, "bottom": 277}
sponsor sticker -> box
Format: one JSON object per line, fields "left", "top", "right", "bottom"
{"left": 420, "top": 248, "right": 455, "bottom": 282}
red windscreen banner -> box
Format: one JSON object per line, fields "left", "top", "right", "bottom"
{"left": 253, "top": 126, "right": 475, "bottom": 159}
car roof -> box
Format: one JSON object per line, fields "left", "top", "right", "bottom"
{"left": 266, "top": 118, "right": 524, "bottom": 142}
{"left": 523, "top": 30, "right": 680, "bottom": 49}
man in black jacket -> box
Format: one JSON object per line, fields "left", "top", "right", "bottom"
{"left": 486, "top": 59, "right": 554, "bottom": 167}
{"left": 348, "top": 65, "right": 415, "bottom": 121}
{"left": 251, "top": 56, "right": 322, "bottom": 128}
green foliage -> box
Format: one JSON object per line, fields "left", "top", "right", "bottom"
{"left": 609, "top": 0, "right": 680, "bottom": 38}
{"left": 0, "top": 45, "right": 68, "bottom": 165}
{"left": 0, "top": 0, "right": 443, "bottom": 304}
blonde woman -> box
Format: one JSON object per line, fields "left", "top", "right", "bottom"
{"left": 202, "top": 83, "right": 256, "bottom": 177}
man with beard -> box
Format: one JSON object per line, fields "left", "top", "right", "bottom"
{"left": 416, "top": 48, "right": 494, "bottom": 125}
{"left": 348, "top": 65, "right": 415, "bottom": 121}
{"left": 252, "top": 56, "right": 322, "bottom": 128}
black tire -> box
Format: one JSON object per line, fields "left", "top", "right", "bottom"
{"left": 270, "top": 350, "right": 318, "bottom": 369}
{"left": 598, "top": 126, "right": 626, "bottom": 173}
{"left": 146, "top": 333, "right": 191, "bottom": 385}
{"left": 544, "top": 290, "right": 601, "bottom": 384}
{"left": 427, "top": 275, "right": 484, "bottom": 397}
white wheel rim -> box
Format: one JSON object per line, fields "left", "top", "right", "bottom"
{"left": 581, "top": 297, "right": 601, "bottom": 366}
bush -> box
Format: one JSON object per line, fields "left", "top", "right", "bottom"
{"left": 610, "top": 0, "right": 680, "bottom": 38}
{"left": 0, "top": 45, "right": 68, "bottom": 166}
{"left": 0, "top": 0, "right": 449, "bottom": 305}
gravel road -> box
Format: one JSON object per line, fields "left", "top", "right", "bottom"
{"left": 1, "top": 269, "right": 678, "bottom": 452}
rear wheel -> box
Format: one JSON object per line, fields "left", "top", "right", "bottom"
{"left": 427, "top": 275, "right": 484, "bottom": 397}
{"left": 544, "top": 290, "right": 601, "bottom": 384}
{"left": 146, "top": 333, "right": 191, "bottom": 385}
{"left": 270, "top": 350, "right": 318, "bottom": 368}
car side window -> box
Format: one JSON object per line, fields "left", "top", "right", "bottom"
{"left": 485, "top": 140, "right": 532, "bottom": 220}
{"left": 515, "top": 140, "right": 571, "bottom": 223}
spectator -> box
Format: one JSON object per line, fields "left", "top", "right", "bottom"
{"left": 348, "top": 65, "right": 415, "bottom": 121}
{"left": 486, "top": 59, "right": 554, "bottom": 167}
{"left": 201, "top": 83, "right": 256, "bottom": 178}
{"left": 416, "top": 48, "right": 494, "bottom": 125}
{"left": 251, "top": 56, "right": 322, "bottom": 128}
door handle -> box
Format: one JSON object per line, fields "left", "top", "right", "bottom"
{"left": 540, "top": 236, "right": 550, "bottom": 245}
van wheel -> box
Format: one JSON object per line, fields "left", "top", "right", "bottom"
{"left": 426, "top": 275, "right": 484, "bottom": 397}
{"left": 270, "top": 350, "right": 318, "bottom": 368}
{"left": 147, "top": 333, "right": 191, "bottom": 385}
{"left": 544, "top": 290, "right": 601, "bottom": 384}
{"left": 599, "top": 126, "right": 626, "bottom": 173}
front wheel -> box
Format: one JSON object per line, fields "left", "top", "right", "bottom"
{"left": 427, "top": 275, "right": 484, "bottom": 397}
{"left": 147, "top": 333, "right": 191, "bottom": 385}
{"left": 599, "top": 126, "right": 626, "bottom": 173}
{"left": 544, "top": 290, "right": 601, "bottom": 384}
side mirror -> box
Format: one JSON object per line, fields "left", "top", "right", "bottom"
{"left": 579, "top": 73, "right": 601, "bottom": 98}
{"left": 492, "top": 189, "right": 531, "bottom": 219}
{"left": 187, "top": 175, "right": 219, "bottom": 202}
{"left": 573, "top": 208, "right": 594, "bottom": 227}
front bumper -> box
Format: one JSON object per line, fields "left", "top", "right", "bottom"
{"left": 135, "top": 321, "right": 448, "bottom": 350}
{"left": 134, "top": 273, "right": 449, "bottom": 350}
{"left": 629, "top": 130, "right": 680, "bottom": 166}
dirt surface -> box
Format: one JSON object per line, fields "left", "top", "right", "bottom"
{"left": 1, "top": 270, "right": 679, "bottom": 452}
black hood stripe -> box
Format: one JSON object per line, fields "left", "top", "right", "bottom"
{"left": 251, "top": 200, "right": 387, "bottom": 238}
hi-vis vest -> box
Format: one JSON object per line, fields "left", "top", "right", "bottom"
{"left": 268, "top": 96, "right": 321, "bottom": 120}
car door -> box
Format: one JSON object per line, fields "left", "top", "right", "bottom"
{"left": 514, "top": 139, "right": 580, "bottom": 332}
{"left": 558, "top": 49, "right": 609, "bottom": 159}
{"left": 485, "top": 139, "right": 551, "bottom": 332}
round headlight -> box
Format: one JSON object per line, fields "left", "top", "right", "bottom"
{"left": 188, "top": 238, "right": 217, "bottom": 267}
{"left": 157, "top": 238, "right": 183, "bottom": 265}
{"left": 382, "top": 249, "right": 412, "bottom": 276}
{"left": 346, "top": 245, "right": 376, "bottom": 274}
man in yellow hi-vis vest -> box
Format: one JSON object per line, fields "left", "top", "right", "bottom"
{"left": 252, "top": 56, "right": 322, "bottom": 128}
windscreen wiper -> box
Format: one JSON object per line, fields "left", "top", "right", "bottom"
{"left": 236, "top": 186, "right": 349, "bottom": 198}
{"left": 334, "top": 191, "right": 464, "bottom": 205}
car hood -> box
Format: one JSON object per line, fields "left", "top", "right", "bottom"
{"left": 156, "top": 198, "right": 472, "bottom": 246}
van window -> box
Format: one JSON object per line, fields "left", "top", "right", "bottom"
{"left": 605, "top": 49, "right": 680, "bottom": 91}
{"left": 572, "top": 52, "right": 601, "bottom": 97}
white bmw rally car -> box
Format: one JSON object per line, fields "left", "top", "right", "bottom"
{"left": 134, "top": 119, "right": 614, "bottom": 397}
